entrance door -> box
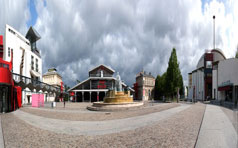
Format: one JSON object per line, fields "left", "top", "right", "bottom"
{"left": 99, "top": 92, "right": 105, "bottom": 101}
{"left": 0, "top": 85, "right": 9, "bottom": 113}
{"left": 0, "top": 86, "right": 3, "bottom": 112}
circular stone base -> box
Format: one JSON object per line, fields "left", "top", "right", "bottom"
{"left": 87, "top": 102, "right": 144, "bottom": 111}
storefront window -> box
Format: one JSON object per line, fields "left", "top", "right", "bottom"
{"left": 225, "top": 90, "right": 232, "bottom": 102}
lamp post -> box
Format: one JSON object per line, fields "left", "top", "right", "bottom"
{"left": 213, "top": 15, "right": 215, "bottom": 49}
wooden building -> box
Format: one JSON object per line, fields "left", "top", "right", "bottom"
{"left": 68, "top": 64, "right": 134, "bottom": 102}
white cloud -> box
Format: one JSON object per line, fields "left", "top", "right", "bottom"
{"left": 2, "top": 0, "right": 237, "bottom": 87}
{"left": 0, "top": 0, "right": 29, "bottom": 35}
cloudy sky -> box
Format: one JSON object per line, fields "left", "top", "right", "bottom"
{"left": 0, "top": 0, "right": 238, "bottom": 87}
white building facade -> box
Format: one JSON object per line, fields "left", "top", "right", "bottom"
{"left": 3, "top": 24, "right": 43, "bottom": 104}
{"left": 217, "top": 58, "right": 238, "bottom": 104}
{"left": 188, "top": 49, "right": 238, "bottom": 107}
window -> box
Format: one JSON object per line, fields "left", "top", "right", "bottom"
{"left": 2, "top": 64, "right": 9, "bottom": 69}
{"left": 36, "top": 58, "right": 38, "bottom": 72}
{"left": 31, "top": 56, "right": 34, "bottom": 70}
{"left": 206, "top": 61, "right": 212, "bottom": 69}
{"left": 8, "top": 28, "right": 15, "bottom": 35}
{"left": 8, "top": 47, "right": 10, "bottom": 57}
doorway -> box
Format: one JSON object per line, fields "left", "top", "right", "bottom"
{"left": 91, "top": 92, "right": 97, "bottom": 102}
{"left": 27, "top": 95, "right": 30, "bottom": 104}
{"left": 99, "top": 92, "right": 105, "bottom": 101}
{"left": 0, "top": 85, "right": 10, "bottom": 112}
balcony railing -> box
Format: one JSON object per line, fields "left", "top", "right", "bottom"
{"left": 89, "top": 74, "right": 112, "bottom": 77}
{"left": 12, "top": 73, "right": 60, "bottom": 93}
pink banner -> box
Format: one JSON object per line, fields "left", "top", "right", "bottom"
{"left": 32, "top": 94, "right": 44, "bottom": 107}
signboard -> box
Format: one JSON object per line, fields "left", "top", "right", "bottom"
{"left": 97, "top": 80, "right": 106, "bottom": 89}
{"left": 70, "top": 92, "right": 75, "bottom": 96}
{"left": 32, "top": 94, "right": 44, "bottom": 107}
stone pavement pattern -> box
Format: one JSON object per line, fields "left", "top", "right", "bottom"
{"left": 20, "top": 103, "right": 180, "bottom": 121}
{"left": 195, "top": 104, "right": 238, "bottom": 148}
{"left": 1, "top": 103, "right": 206, "bottom": 148}
{"left": 0, "top": 116, "right": 4, "bottom": 148}
{"left": 13, "top": 104, "right": 190, "bottom": 135}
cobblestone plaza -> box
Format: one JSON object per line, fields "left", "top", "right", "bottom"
{"left": 0, "top": 102, "right": 237, "bottom": 148}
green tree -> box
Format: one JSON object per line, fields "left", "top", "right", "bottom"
{"left": 165, "top": 48, "right": 184, "bottom": 101}
{"left": 63, "top": 84, "right": 70, "bottom": 101}
{"left": 235, "top": 44, "right": 238, "bottom": 58}
{"left": 76, "top": 79, "right": 80, "bottom": 84}
{"left": 154, "top": 72, "right": 167, "bottom": 100}
{"left": 178, "top": 71, "right": 184, "bottom": 96}
{"left": 154, "top": 75, "right": 161, "bottom": 99}
{"left": 64, "top": 84, "right": 70, "bottom": 92}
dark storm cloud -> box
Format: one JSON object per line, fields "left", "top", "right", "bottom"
{"left": 1, "top": 0, "right": 237, "bottom": 88}
{"left": 33, "top": 0, "right": 216, "bottom": 87}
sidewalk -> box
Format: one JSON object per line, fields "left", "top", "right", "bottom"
{"left": 0, "top": 116, "right": 4, "bottom": 148}
{"left": 196, "top": 104, "right": 238, "bottom": 148}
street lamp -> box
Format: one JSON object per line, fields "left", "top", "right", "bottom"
{"left": 213, "top": 15, "right": 215, "bottom": 49}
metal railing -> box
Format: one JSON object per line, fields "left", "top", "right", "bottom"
{"left": 89, "top": 74, "right": 112, "bottom": 77}
{"left": 12, "top": 73, "right": 60, "bottom": 93}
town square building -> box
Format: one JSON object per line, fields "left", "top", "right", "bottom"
{"left": 2, "top": 24, "right": 43, "bottom": 104}
{"left": 134, "top": 70, "right": 155, "bottom": 101}
{"left": 68, "top": 64, "right": 134, "bottom": 102}
{"left": 188, "top": 49, "right": 238, "bottom": 107}
{"left": 43, "top": 68, "right": 63, "bottom": 101}
{"left": 1, "top": 24, "right": 60, "bottom": 105}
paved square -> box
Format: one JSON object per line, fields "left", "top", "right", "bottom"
{"left": 0, "top": 102, "right": 237, "bottom": 148}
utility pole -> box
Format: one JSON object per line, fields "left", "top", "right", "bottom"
{"left": 213, "top": 15, "right": 215, "bottom": 49}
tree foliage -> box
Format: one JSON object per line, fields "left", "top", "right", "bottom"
{"left": 154, "top": 48, "right": 184, "bottom": 101}
{"left": 235, "top": 44, "right": 238, "bottom": 58}
{"left": 76, "top": 79, "right": 81, "bottom": 84}
{"left": 154, "top": 73, "right": 167, "bottom": 99}
{"left": 64, "top": 84, "right": 70, "bottom": 92}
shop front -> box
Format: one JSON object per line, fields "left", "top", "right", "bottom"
{"left": 218, "top": 81, "right": 238, "bottom": 108}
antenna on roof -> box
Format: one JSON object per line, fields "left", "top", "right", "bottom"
{"left": 213, "top": 15, "right": 215, "bottom": 50}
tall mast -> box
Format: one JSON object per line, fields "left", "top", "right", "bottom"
{"left": 213, "top": 15, "right": 215, "bottom": 49}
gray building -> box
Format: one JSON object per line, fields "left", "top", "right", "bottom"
{"left": 188, "top": 49, "right": 238, "bottom": 107}
{"left": 135, "top": 71, "right": 155, "bottom": 101}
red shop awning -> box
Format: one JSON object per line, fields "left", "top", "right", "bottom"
{"left": 218, "top": 85, "right": 232, "bottom": 91}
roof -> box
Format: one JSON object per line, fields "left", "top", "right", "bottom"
{"left": 6, "top": 24, "right": 29, "bottom": 44}
{"left": 196, "top": 48, "right": 226, "bottom": 69}
{"left": 25, "top": 26, "right": 41, "bottom": 42}
{"left": 48, "top": 67, "right": 57, "bottom": 72}
{"left": 136, "top": 71, "right": 155, "bottom": 79}
{"left": 68, "top": 77, "right": 134, "bottom": 92}
{"left": 89, "top": 64, "right": 115, "bottom": 73}
{"left": 43, "top": 71, "right": 62, "bottom": 78}
{"left": 211, "top": 49, "right": 226, "bottom": 59}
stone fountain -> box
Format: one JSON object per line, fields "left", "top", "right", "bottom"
{"left": 87, "top": 72, "right": 143, "bottom": 111}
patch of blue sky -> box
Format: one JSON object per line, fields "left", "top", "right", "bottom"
{"left": 201, "top": 0, "right": 230, "bottom": 14}
{"left": 27, "top": 0, "right": 38, "bottom": 27}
